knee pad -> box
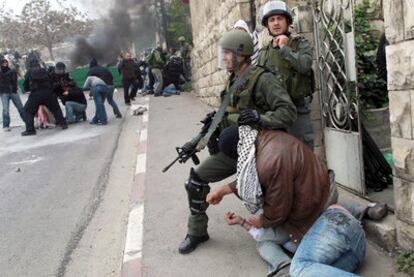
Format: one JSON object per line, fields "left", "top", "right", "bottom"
{"left": 185, "top": 168, "right": 210, "bottom": 215}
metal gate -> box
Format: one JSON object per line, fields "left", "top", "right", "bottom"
{"left": 312, "top": 0, "right": 365, "bottom": 195}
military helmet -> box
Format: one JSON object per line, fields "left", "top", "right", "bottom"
{"left": 178, "top": 36, "right": 186, "bottom": 42}
{"left": 261, "top": 1, "right": 293, "bottom": 26}
{"left": 218, "top": 30, "right": 254, "bottom": 56}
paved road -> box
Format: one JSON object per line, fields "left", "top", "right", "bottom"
{"left": 0, "top": 91, "right": 142, "bottom": 277}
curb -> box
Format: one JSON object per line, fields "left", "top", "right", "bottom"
{"left": 121, "top": 97, "right": 150, "bottom": 277}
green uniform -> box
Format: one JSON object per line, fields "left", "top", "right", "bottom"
{"left": 258, "top": 35, "right": 315, "bottom": 149}
{"left": 188, "top": 65, "right": 297, "bottom": 236}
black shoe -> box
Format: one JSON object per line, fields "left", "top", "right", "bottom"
{"left": 61, "top": 124, "right": 68, "bottom": 130}
{"left": 154, "top": 93, "right": 162, "bottom": 97}
{"left": 131, "top": 97, "right": 136, "bottom": 101}
{"left": 268, "top": 261, "right": 291, "bottom": 277}
{"left": 366, "top": 203, "right": 388, "bottom": 221}
{"left": 116, "top": 114, "right": 123, "bottom": 119}
{"left": 21, "top": 130, "right": 36, "bottom": 136}
{"left": 125, "top": 102, "right": 131, "bottom": 106}
{"left": 178, "top": 234, "right": 209, "bottom": 254}
{"left": 82, "top": 112, "right": 87, "bottom": 121}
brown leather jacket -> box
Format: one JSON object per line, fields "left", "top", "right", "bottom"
{"left": 233, "top": 129, "right": 329, "bottom": 242}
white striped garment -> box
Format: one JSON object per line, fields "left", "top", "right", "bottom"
{"left": 251, "top": 31, "right": 260, "bottom": 65}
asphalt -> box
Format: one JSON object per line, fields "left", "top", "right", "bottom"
{"left": 0, "top": 91, "right": 139, "bottom": 277}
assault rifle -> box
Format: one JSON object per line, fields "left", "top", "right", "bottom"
{"left": 162, "top": 111, "right": 215, "bottom": 173}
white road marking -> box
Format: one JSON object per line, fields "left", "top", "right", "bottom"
{"left": 142, "top": 113, "right": 149, "bottom": 123}
{"left": 123, "top": 204, "right": 144, "bottom": 262}
{"left": 8, "top": 157, "right": 44, "bottom": 165}
{"left": 135, "top": 154, "right": 146, "bottom": 174}
{"left": 139, "top": 129, "right": 147, "bottom": 142}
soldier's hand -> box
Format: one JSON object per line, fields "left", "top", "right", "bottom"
{"left": 207, "top": 190, "right": 224, "bottom": 205}
{"left": 238, "top": 109, "right": 261, "bottom": 125}
{"left": 181, "top": 141, "right": 196, "bottom": 155}
{"left": 273, "top": 35, "right": 289, "bottom": 48}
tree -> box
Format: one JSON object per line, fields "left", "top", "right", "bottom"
{"left": 19, "top": 0, "right": 93, "bottom": 60}
{"left": 0, "top": 4, "right": 25, "bottom": 51}
{"left": 165, "top": 0, "right": 192, "bottom": 48}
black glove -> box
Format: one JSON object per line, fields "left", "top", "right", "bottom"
{"left": 238, "top": 109, "right": 261, "bottom": 126}
{"left": 200, "top": 111, "right": 216, "bottom": 133}
{"left": 181, "top": 141, "right": 196, "bottom": 155}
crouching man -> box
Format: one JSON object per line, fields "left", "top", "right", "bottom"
{"left": 207, "top": 127, "right": 365, "bottom": 276}
{"left": 61, "top": 83, "right": 87, "bottom": 124}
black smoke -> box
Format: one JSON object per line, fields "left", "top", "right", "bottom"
{"left": 70, "top": 0, "right": 156, "bottom": 67}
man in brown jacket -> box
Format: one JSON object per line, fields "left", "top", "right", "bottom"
{"left": 207, "top": 129, "right": 331, "bottom": 276}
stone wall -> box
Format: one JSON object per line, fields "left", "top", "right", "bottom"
{"left": 188, "top": 0, "right": 324, "bottom": 156}
{"left": 383, "top": 0, "right": 414, "bottom": 250}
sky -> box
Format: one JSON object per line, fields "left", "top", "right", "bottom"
{"left": 2, "top": 0, "right": 111, "bottom": 18}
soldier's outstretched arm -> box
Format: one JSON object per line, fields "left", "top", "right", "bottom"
{"left": 279, "top": 38, "right": 312, "bottom": 75}
{"left": 258, "top": 73, "right": 297, "bottom": 130}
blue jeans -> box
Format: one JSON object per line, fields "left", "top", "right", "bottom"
{"left": 91, "top": 85, "right": 108, "bottom": 124}
{"left": 106, "top": 86, "right": 121, "bottom": 117}
{"left": 290, "top": 208, "right": 366, "bottom": 277}
{"left": 163, "top": 84, "right": 177, "bottom": 95}
{"left": 65, "top": 101, "right": 87, "bottom": 124}
{"left": 255, "top": 227, "right": 291, "bottom": 274}
{"left": 1, "top": 92, "right": 27, "bottom": 128}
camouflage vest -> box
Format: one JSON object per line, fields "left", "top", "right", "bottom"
{"left": 258, "top": 35, "right": 313, "bottom": 106}
{"left": 221, "top": 66, "right": 268, "bottom": 127}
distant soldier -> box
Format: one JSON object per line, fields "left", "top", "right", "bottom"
{"left": 146, "top": 46, "right": 166, "bottom": 97}
{"left": 178, "top": 36, "right": 192, "bottom": 80}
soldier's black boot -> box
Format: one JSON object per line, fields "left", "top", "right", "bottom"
{"left": 178, "top": 234, "right": 209, "bottom": 254}
{"left": 21, "top": 130, "right": 36, "bottom": 136}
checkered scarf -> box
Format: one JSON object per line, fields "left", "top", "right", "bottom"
{"left": 236, "top": 125, "right": 264, "bottom": 214}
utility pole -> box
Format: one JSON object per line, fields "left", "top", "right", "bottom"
{"left": 154, "top": 0, "right": 167, "bottom": 50}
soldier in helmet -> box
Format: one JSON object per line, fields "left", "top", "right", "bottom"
{"left": 258, "top": 0, "right": 315, "bottom": 150}
{"left": 178, "top": 36, "right": 192, "bottom": 80}
{"left": 178, "top": 29, "right": 297, "bottom": 254}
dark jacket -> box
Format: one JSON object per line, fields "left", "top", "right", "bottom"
{"left": 50, "top": 72, "right": 76, "bottom": 96}
{"left": 231, "top": 130, "right": 329, "bottom": 242}
{"left": 23, "top": 68, "right": 53, "bottom": 95}
{"left": 61, "top": 86, "right": 87, "bottom": 106}
{"left": 87, "top": 66, "right": 114, "bottom": 86}
{"left": 0, "top": 67, "right": 18, "bottom": 94}
{"left": 117, "top": 59, "right": 139, "bottom": 80}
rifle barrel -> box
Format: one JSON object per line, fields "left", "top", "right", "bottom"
{"left": 162, "top": 156, "right": 181, "bottom": 173}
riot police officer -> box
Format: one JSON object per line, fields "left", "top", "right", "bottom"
{"left": 258, "top": 0, "right": 315, "bottom": 149}
{"left": 178, "top": 30, "right": 297, "bottom": 254}
{"left": 21, "top": 59, "right": 68, "bottom": 136}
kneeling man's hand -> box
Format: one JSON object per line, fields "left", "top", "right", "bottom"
{"left": 225, "top": 212, "right": 243, "bottom": 225}
{"left": 206, "top": 190, "right": 223, "bottom": 205}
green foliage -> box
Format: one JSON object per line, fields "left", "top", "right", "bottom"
{"left": 181, "top": 81, "right": 192, "bottom": 92}
{"left": 165, "top": 0, "right": 192, "bottom": 48}
{"left": 397, "top": 250, "right": 414, "bottom": 275}
{"left": 354, "top": 0, "right": 388, "bottom": 109}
